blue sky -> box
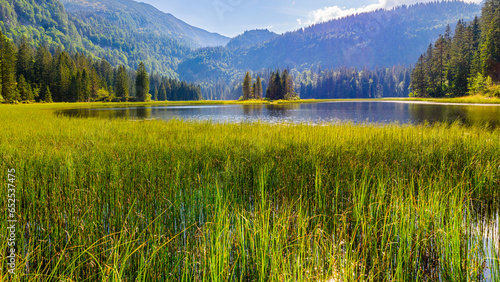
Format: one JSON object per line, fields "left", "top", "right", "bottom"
{"left": 139, "top": 0, "right": 482, "bottom": 37}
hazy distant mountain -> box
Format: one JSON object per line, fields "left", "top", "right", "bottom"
{"left": 226, "top": 29, "right": 278, "bottom": 50}
{"left": 61, "top": 0, "right": 230, "bottom": 48}
{"left": 178, "top": 1, "right": 482, "bottom": 83}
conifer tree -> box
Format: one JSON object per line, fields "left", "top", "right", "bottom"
{"left": 282, "top": 69, "right": 296, "bottom": 99}
{"left": 115, "top": 65, "right": 129, "bottom": 101}
{"left": 434, "top": 36, "right": 448, "bottom": 95}
{"left": 34, "top": 45, "right": 52, "bottom": 88}
{"left": 135, "top": 62, "right": 150, "bottom": 102}
{"left": 159, "top": 82, "right": 167, "bottom": 101}
{"left": 255, "top": 76, "right": 263, "bottom": 99}
{"left": 16, "top": 37, "right": 34, "bottom": 83}
{"left": 17, "top": 75, "right": 33, "bottom": 101}
{"left": 242, "top": 71, "right": 252, "bottom": 100}
{"left": 274, "top": 71, "right": 283, "bottom": 100}
{"left": 449, "top": 20, "right": 471, "bottom": 95}
{"left": 411, "top": 55, "right": 427, "bottom": 97}
{"left": 43, "top": 85, "right": 53, "bottom": 103}
{"left": 424, "top": 44, "right": 437, "bottom": 96}
{"left": 411, "top": 1, "right": 500, "bottom": 96}
{"left": 0, "top": 32, "right": 17, "bottom": 102}
{"left": 480, "top": 9, "right": 500, "bottom": 81}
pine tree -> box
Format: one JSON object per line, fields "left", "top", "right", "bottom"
{"left": 54, "top": 52, "right": 73, "bottom": 102}
{"left": 444, "top": 24, "right": 453, "bottom": 44}
{"left": 266, "top": 71, "right": 281, "bottom": 100}
{"left": 73, "top": 70, "right": 83, "bottom": 102}
{"left": 449, "top": 20, "right": 471, "bottom": 95}
{"left": 82, "top": 69, "right": 91, "bottom": 102}
{"left": 411, "top": 55, "right": 427, "bottom": 97}
{"left": 433, "top": 36, "right": 449, "bottom": 96}
{"left": 90, "top": 68, "right": 99, "bottom": 101}
{"left": 0, "top": 32, "right": 17, "bottom": 103}
{"left": 135, "top": 62, "right": 150, "bottom": 102}
{"left": 255, "top": 76, "right": 263, "bottom": 99}
{"left": 17, "top": 75, "right": 32, "bottom": 102}
{"left": 480, "top": 8, "right": 500, "bottom": 81}
{"left": 242, "top": 71, "right": 252, "bottom": 100}
{"left": 470, "top": 16, "right": 482, "bottom": 76}
{"left": 16, "top": 37, "right": 34, "bottom": 83}
{"left": 159, "top": 82, "right": 167, "bottom": 101}
{"left": 274, "top": 71, "right": 283, "bottom": 100}
{"left": 34, "top": 45, "right": 52, "bottom": 89}
{"left": 424, "top": 44, "right": 438, "bottom": 96}
{"left": 43, "top": 86, "right": 53, "bottom": 103}
{"left": 480, "top": 0, "right": 500, "bottom": 35}
{"left": 282, "top": 70, "right": 296, "bottom": 99}
{"left": 115, "top": 65, "right": 129, "bottom": 101}
{"left": 153, "top": 86, "right": 159, "bottom": 101}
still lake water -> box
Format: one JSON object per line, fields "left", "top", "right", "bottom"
{"left": 59, "top": 101, "right": 500, "bottom": 127}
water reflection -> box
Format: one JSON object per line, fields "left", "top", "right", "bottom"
{"left": 408, "top": 104, "right": 500, "bottom": 128}
{"left": 136, "top": 107, "right": 152, "bottom": 119}
{"left": 58, "top": 102, "right": 500, "bottom": 127}
{"left": 474, "top": 210, "right": 500, "bottom": 281}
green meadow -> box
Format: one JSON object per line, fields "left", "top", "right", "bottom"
{"left": 1, "top": 103, "right": 499, "bottom": 281}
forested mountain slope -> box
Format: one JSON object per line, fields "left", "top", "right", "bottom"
{"left": 178, "top": 1, "right": 482, "bottom": 84}
{"left": 0, "top": 0, "right": 229, "bottom": 77}
{"left": 61, "top": 0, "right": 230, "bottom": 48}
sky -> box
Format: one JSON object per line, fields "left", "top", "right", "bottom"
{"left": 138, "top": 0, "right": 483, "bottom": 38}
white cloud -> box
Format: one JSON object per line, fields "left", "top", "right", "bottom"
{"left": 306, "top": 0, "right": 483, "bottom": 25}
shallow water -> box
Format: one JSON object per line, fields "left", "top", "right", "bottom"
{"left": 58, "top": 101, "right": 500, "bottom": 127}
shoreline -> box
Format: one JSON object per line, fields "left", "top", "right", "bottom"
{"left": 5, "top": 96, "right": 500, "bottom": 110}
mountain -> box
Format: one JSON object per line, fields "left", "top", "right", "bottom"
{"left": 226, "top": 29, "right": 278, "bottom": 50}
{"left": 60, "top": 0, "right": 230, "bottom": 48}
{"left": 0, "top": 0, "right": 229, "bottom": 77}
{"left": 0, "top": 0, "right": 83, "bottom": 49}
{"left": 177, "top": 1, "right": 482, "bottom": 83}
{"left": 0, "top": 0, "right": 483, "bottom": 90}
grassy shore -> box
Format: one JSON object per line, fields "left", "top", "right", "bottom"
{"left": 21, "top": 94, "right": 500, "bottom": 111}
{"left": 1, "top": 103, "right": 499, "bottom": 281}
{"left": 386, "top": 94, "right": 500, "bottom": 104}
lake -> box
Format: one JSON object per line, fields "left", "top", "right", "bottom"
{"left": 58, "top": 101, "right": 500, "bottom": 127}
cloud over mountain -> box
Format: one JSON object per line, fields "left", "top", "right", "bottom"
{"left": 305, "top": 0, "right": 483, "bottom": 25}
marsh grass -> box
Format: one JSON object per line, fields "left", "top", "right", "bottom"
{"left": 0, "top": 103, "right": 499, "bottom": 281}
{"left": 399, "top": 94, "right": 500, "bottom": 104}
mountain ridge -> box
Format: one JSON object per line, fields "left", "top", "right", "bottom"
{"left": 60, "top": 0, "right": 230, "bottom": 48}
{"left": 177, "top": 1, "right": 482, "bottom": 85}
{"left": 226, "top": 29, "right": 278, "bottom": 50}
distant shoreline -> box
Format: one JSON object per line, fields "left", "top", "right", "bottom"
{"left": 7, "top": 96, "right": 500, "bottom": 109}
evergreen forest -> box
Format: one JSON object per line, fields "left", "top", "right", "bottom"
{"left": 410, "top": 0, "right": 500, "bottom": 97}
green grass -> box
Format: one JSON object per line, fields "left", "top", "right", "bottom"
{"left": 391, "top": 94, "right": 500, "bottom": 104}
{"left": 1, "top": 103, "right": 499, "bottom": 281}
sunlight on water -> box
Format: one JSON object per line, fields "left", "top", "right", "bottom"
{"left": 478, "top": 212, "right": 499, "bottom": 281}
{"left": 59, "top": 101, "right": 500, "bottom": 127}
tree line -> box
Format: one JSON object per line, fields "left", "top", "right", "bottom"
{"left": 411, "top": 0, "right": 500, "bottom": 97}
{"left": 226, "top": 66, "right": 412, "bottom": 101}
{"left": 0, "top": 0, "right": 190, "bottom": 77}
{"left": 298, "top": 66, "right": 411, "bottom": 99}
{"left": 0, "top": 32, "right": 202, "bottom": 103}
{"left": 240, "top": 69, "right": 299, "bottom": 101}
{"left": 241, "top": 72, "right": 263, "bottom": 100}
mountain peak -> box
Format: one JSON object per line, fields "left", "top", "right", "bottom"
{"left": 61, "top": 0, "right": 230, "bottom": 47}
{"left": 227, "top": 29, "right": 278, "bottom": 50}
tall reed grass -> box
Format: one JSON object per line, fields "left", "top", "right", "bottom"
{"left": 0, "top": 103, "right": 499, "bottom": 281}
